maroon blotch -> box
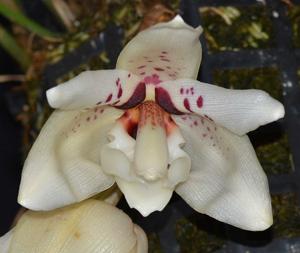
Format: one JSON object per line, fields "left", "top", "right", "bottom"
{"left": 197, "top": 96, "right": 203, "bottom": 108}
{"left": 180, "top": 88, "right": 184, "bottom": 94}
{"left": 117, "top": 87, "right": 123, "bottom": 98}
{"left": 116, "top": 82, "right": 146, "bottom": 109}
{"left": 183, "top": 98, "right": 192, "bottom": 112}
{"left": 105, "top": 94, "right": 113, "bottom": 103}
{"left": 155, "top": 87, "right": 183, "bottom": 115}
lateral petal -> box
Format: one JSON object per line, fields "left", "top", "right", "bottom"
{"left": 173, "top": 114, "right": 273, "bottom": 231}
{"left": 18, "top": 106, "right": 123, "bottom": 211}
{"left": 157, "top": 79, "right": 284, "bottom": 135}
{"left": 47, "top": 70, "right": 145, "bottom": 110}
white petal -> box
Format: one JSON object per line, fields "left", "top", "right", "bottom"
{"left": 173, "top": 114, "right": 273, "bottom": 231}
{"left": 0, "top": 228, "right": 14, "bottom": 253}
{"left": 116, "top": 178, "right": 173, "bottom": 217}
{"left": 47, "top": 70, "right": 145, "bottom": 110}
{"left": 9, "top": 200, "right": 148, "bottom": 253}
{"left": 117, "top": 15, "right": 202, "bottom": 81}
{"left": 18, "top": 106, "right": 123, "bottom": 211}
{"left": 157, "top": 79, "right": 284, "bottom": 135}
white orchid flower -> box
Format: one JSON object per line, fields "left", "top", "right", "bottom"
{"left": 18, "top": 15, "right": 284, "bottom": 231}
{"left": 0, "top": 200, "right": 147, "bottom": 253}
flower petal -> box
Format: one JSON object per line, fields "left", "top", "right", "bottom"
{"left": 18, "top": 106, "right": 123, "bottom": 211}
{"left": 117, "top": 15, "right": 202, "bottom": 81}
{"left": 7, "top": 200, "right": 148, "bottom": 253}
{"left": 157, "top": 79, "right": 284, "bottom": 135}
{"left": 0, "top": 228, "right": 14, "bottom": 253}
{"left": 47, "top": 70, "right": 145, "bottom": 110}
{"left": 173, "top": 114, "right": 273, "bottom": 231}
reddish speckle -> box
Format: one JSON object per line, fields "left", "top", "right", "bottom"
{"left": 100, "top": 109, "right": 104, "bottom": 113}
{"left": 202, "top": 133, "right": 207, "bottom": 137}
{"left": 128, "top": 73, "right": 131, "bottom": 78}
{"left": 183, "top": 98, "right": 192, "bottom": 112}
{"left": 180, "top": 88, "right": 184, "bottom": 94}
{"left": 140, "top": 72, "right": 146, "bottom": 75}
{"left": 197, "top": 96, "right": 203, "bottom": 108}
{"left": 105, "top": 93, "right": 113, "bottom": 103}
{"left": 116, "top": 78, "right": 120, "bottom": 86}
{"left": 94, "top": 108, "right": 98, "bottom": 112}
{"left": 144, "top": 74, "right": 162, "bottom": 85}
{"left": 77, "top": 123, "right": 81, "bottom": 127}
{"left": 204, "top": 114, "right": 214, "bottom": 122}
{"left": 182, "top": 116, "right": 187, "bottom": 120}
{"left": 137, "top": 65, "right": 146, "bottom": 69}
{"left": 191, "top": 87, "right": 194, "bottom": 95}
{"left": 154, "top": 67, "right": 164, "bottom": 71}
{"left": 194, "top": 121, "right": 198, "bottom": 126}
{"left": 117, "top": 87, "right": 123, "bottom": 98}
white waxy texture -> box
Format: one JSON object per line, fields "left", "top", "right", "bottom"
{"left": 158, "top": 79, "right": 285, "bottom": 135}
{"left": 134, "top": 123, "right": 169, "bottom": 181}
{"left": 0, "top": 229, "right": 14, "bottom": 253}
{"left": 3, "top": 200, "right": 148, "bottom": 253}
{"left": 117, "top": 15, "right": 202, "bottom": 81}
{"left": 18, "top": 106, "right": 123, "bottom": 211}
{"left": 47, "top": 70, "right": 142, "bottom": 110}
{"left": 173, "top": 114, "right": 273, "bottom": 231}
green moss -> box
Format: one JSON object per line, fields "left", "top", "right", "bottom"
{"left": 256, "top": 134, "right": 292, "bottom": 174}
{"left": 199, "top": 6, "right": 274, "bottom": 51}
{"left": 213, "top": 67, "right": 282, "bottom": 101}
{"left": 175, "top": 216, "right": 225, "bottom": 253}
{"left": 288, "top": 5, "right": 300, "bottom": 48}
{"left": 148, "top": 233, "right": 163, "bottom": 253}
{"left": 272, "top": 193, "right": 300, "bottom": 238}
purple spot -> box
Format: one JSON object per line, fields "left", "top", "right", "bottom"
{"left": 144, "top": 74, "right": 162, "bottom": 85}
{"left": 183, "top": 98, "right": 192, "bottom": 112}
{"left": 154, "top": 67, "right": 164, "bottom": 72}
{"left": 180, "top": 88, "right": 184, "bottom": 94}
{"left": 105, "top": 94, "right": 113, "bottom": 103}
{"left": 137, "top": 65, "right": 146, "bottom": 69}
{"left": 185, "top": 89, "right": 189, "bottom": 95}
{"left": 197, "top": 96, "right": 203, "bottom": 108}
{"left": 155, "top": 87, "right": 183, "bottom": 115}
{"left": 116, "top": 82, "right": 146, "bottom": 109}
{"left": 117, "top": 87, "right": 123, "bottom": 98}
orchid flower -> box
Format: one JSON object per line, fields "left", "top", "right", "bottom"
{"left": 18, "top": 15, "right": 284, "bottom": 231}
{"left": 0, "top": 200, "right": 147, "bottom": 253}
